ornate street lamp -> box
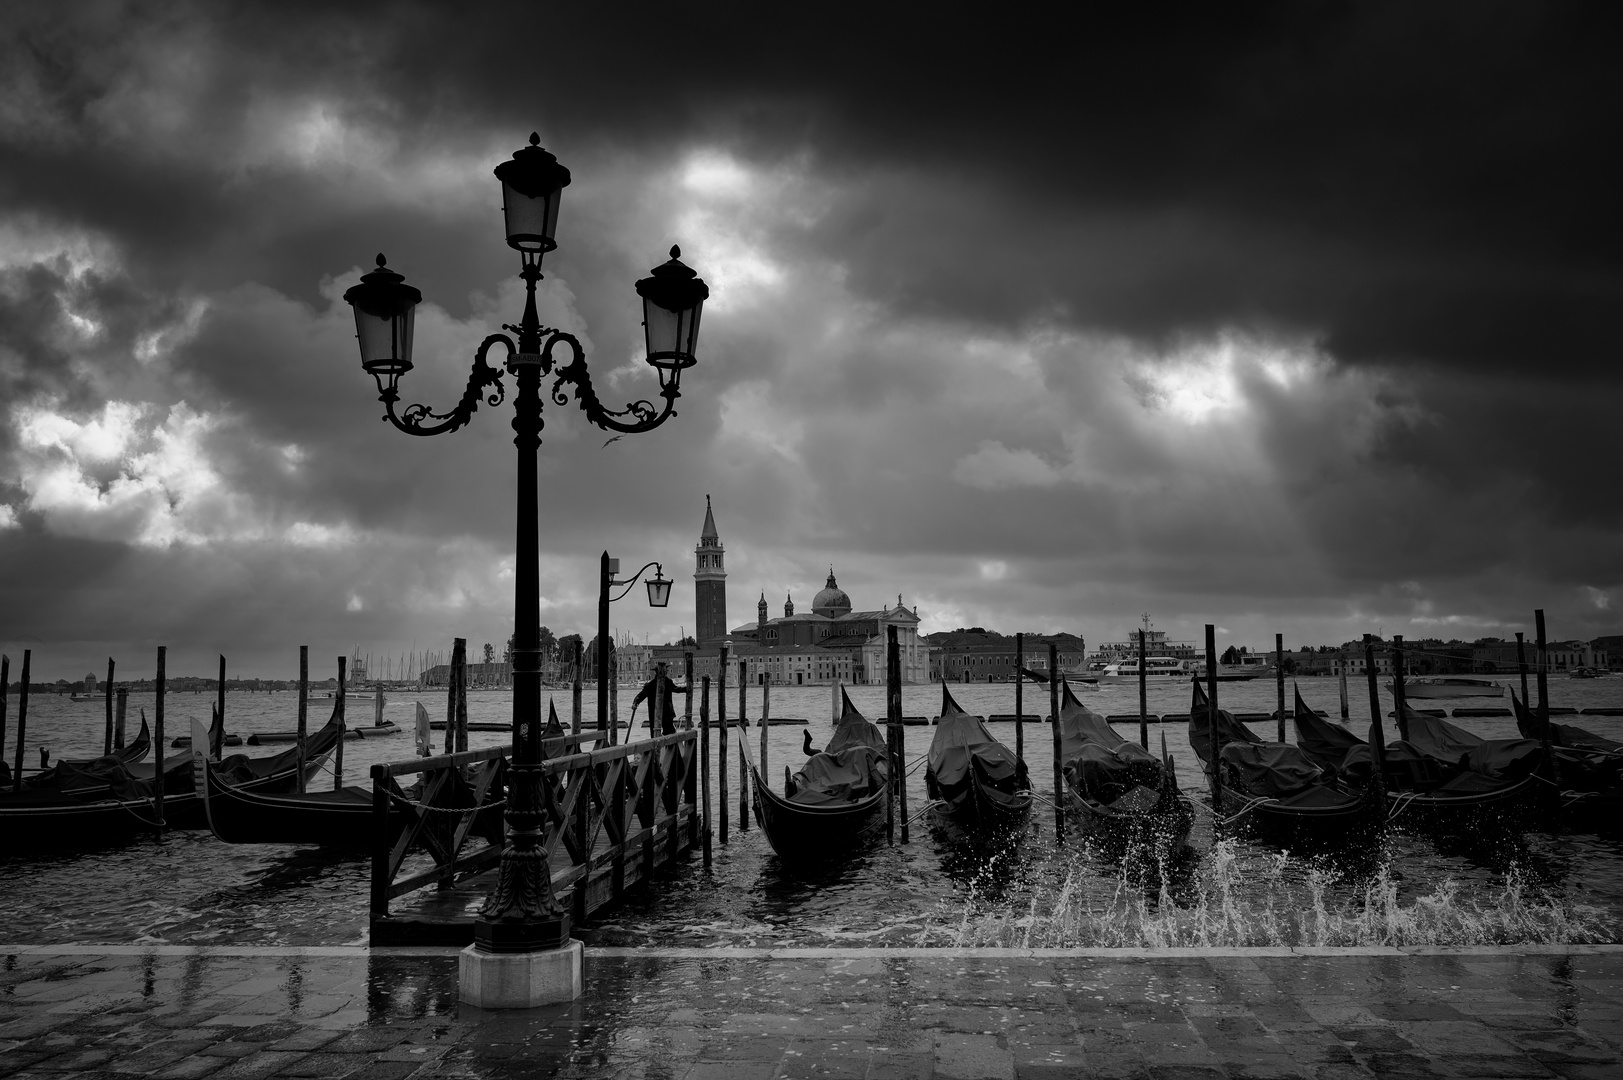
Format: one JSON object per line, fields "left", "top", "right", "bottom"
{"left": 342, "top": 133, "right": 707, "bottom": 1007}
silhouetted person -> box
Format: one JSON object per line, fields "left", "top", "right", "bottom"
{"left": 631, "top": 671, "right": 688, "bottom": 734}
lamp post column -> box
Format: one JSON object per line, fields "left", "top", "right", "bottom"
{"left": 469, "top": 350, "right": 573, "bottom": 959}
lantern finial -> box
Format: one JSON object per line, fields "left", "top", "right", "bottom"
{"left": 376, "top": 253, "right": 387, "bottom": 267}
{"left": 670, "top": 244, "right": 681, "bottom": 260}
{"left": 529, "top": 132, "right": 540, "bottom": 146}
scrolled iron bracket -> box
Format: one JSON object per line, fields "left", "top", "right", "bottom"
{"left": 546, "top": 331, "right": 679, "bottom": 434}
{"left": 380, "top": 334, "right": 513, "bottom": 436}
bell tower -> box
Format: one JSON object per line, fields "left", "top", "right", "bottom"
{"left": 694, "top": 495, "right": 727, "bottom": 647}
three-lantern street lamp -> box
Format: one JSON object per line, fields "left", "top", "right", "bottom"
{"left": 342, "top": 133, "right": 706, "bottom": 1000}
{"left": 597, "top": 557, "right": 670, "bottom": 744}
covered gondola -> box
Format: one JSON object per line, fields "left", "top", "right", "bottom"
{"left": 1057, "top": 679, "right": 1192, "bottom": 860}
{"left": 1190, "top": 680, "right": 1374, "bottom": 847}
{"left": 924, "top": 685, "right": 1031, "bottom": 832}
{"left": 748, "top": 688, "right": 890, "bottom": 862}
{"left": 0, "top": 703, "right": 342, "bottom": 851}
{"left": 1510, "top": 690, "right": 1623, "bottom": 831}
{"left": 1293, "top": 688, "right": 1545, "bottom": 832}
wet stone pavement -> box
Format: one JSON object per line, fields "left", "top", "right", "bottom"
{"left": 1, "top": 947, "right": 1622, "bottom": 1080}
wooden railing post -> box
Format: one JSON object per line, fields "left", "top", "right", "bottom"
{"left": 371, "top": 763, "right": 392, "bottom": 921}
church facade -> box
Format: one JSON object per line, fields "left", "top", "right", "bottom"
{"left": 648, "top": 499, "right": 928, "bottom": 686}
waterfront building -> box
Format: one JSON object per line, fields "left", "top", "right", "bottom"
{"left": 926, "top": 629, "right": 1087, "bottom": 683}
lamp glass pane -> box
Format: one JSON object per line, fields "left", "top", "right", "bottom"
{"left": 355, "top": 305, "right": 414, "bottom": 369}
{"left": 501, "top": 182, "right": 558, "bottom": 252}
{"left": 646, "top": 578, "right": 672, "bottom": 607}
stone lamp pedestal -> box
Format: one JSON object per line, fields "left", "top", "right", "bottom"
{"left": 459, "top": 939, "right": 583, "bottom": 1008}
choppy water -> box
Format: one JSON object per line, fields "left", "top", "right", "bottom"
{"left": 2, "top": 676, "right": 1620, "bottom": 947}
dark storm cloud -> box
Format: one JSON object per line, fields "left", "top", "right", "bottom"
{"left": 6, "top": 1, "right": 1618, "bottom": 372}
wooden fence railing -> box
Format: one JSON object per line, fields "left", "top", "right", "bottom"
{"left": 369, "top": 728, "right": 699, "bottom": 938}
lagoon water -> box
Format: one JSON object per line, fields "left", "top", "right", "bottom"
{"left": 3, "top": 676, "right": 1621, "bottom": 948}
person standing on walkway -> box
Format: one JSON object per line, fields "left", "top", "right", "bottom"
{"left": 631, "top": 670, "right": 688, "bottom": 735}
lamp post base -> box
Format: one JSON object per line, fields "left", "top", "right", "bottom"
{"left": 458, "top": 939, "right": 583, "bottom": 1008}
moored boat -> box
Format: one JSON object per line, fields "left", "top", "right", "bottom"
{"left": 0, "top": 704, "right": 344, "bottom": 851}
{"left": 1190, "top": 680, "right": 1375, "bottom": 847}
{"left": 925, "top": 685, "right": 1032, "bottom": 832}
{"left": 1056, "top": 679, "right": 1192, "bottom": 861}
{"left": 748, "top": 688, "right": 890, "bottom": 863}
{"left": 1388, "top": 677, "right": 1504, "bottom": 699}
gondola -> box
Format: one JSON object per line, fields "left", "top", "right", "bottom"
{"left": 1056, "top": 679, "right": 1192, "bottom": 860}
{"left": 924, "top": 684, "right": 1032, "bottom": 832}
{"left": 1293, "top": 688, "right": 1544, "bottom": 832}
{"left": 747, "top": 688, "right": 890, "bottom": 862}
{"left": 0, "top": 703, "right": 343, "bottom": 851}
{"left": 24, "top": 718, "right": 153, "bottom": 793}
{"left": 1509, "top": 690, "right": 1623, "bottom": 831}
{"left": 201, "top": 758, "right": 379, "bottom": 846}
{"left": 1189, "top": 680, "right": 1375, "bottom": 847}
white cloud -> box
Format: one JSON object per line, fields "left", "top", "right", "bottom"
{"left": 952, "top": 441, "right": 1062, "bottom": 489}
{"left": 0, "top": 504, "right": 17, "bottom": 530}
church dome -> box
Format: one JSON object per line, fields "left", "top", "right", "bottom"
{"left": 811, "top": 569, "right": 851, "bottom": 617}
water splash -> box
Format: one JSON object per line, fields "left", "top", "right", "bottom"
{"left": 949, "top": 838, "right": 1617, "bottom": 948}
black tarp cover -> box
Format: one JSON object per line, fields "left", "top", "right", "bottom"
{"left": 1292, "top": 706, "right": 1366, "bottom": 770}
{"left": 1218, "top": 742, "right": 1325, "bottom": 797}
{"left": 786, "top": 689, "right": 890, "bottom": 807}
{"left": 1401, "top": 706, "right": 1542, "bottom": 782}
{"left": 1187, "top": 678, "right": 1262, "bottom": 765}
{"left": 1057, "top": 680, "right": 1161, "bottom": 805}
{"left": 926, "top": 684, "right": 1026, "bottom": 810}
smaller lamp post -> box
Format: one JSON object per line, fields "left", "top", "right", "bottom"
{"left": 597, "top": 555, "right": 669, "bottom": 742}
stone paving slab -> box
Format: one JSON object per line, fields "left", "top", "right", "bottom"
{"left": 0, "top": 947, "right": 1620, "bottom": 1078}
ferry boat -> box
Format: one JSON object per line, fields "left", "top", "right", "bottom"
{"left": 1094, "top": 656, "right": 1190, "bottom": 684}
{"left": 1386, "top": 676, "right": 1503, "bottom": 699}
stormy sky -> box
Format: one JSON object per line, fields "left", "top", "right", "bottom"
{"left": 2, "top": 1, "right": 1619, "bottom": 680}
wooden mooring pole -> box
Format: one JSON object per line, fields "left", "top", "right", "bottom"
{"left": 572, "top": 639, "right": 585, "bottom": 740}
{"left": 684, "top": 651, "right": 694, "bottom": 730}
{"left": 737, "top": 660, "right": 748, "bottom": 831}
{"left": 1392, "top": 635, "right": 1408, "bottom": 742}
{"left": 104, "top": 657, "right": 115, "bottom": 757}
{"left": 888, "top": 625, "right": 906, "bottom": 843}
{"left": 297, "top": 646, "right": 308, "bottom": 795}
{"left": 115, "top": 686, "right": 127, "bottom": 749}
{"left": 1338, "top": 650, "right": 1350, "bottom": 720}
{"left": 152, "top": 647, "right": 164, "bottom": 829}
{"left": 1535, "top": 609, "right": 1560, "bottom": 787}
{"left": 1, "top": 654, "right": 11, "bottom": 791}
{"left": 1516, "top": 632, "right": 1530, "bottom": 707}
{"left": 1205, "top": 625, "right": 1221, "bottom": 821}
{"left": 718, "top": 644, "right": 729, "bottom": 843}
{"left": 335, "top": 656, "right": 347, "bottom": 790}
{"left": 1362, "top": 635, "right": 1388, "bottom": 822}
{"left": 1138, "top": 629, "right": 1149, "bottom": 749}
{"left": 1014, "top": 633, "right": 1024, "bottom": 768}
{"left": 445, "top": 639, "right": 464, "bottom": 754}
{"left": 1275, "top": 633, "right": 1287, "bottom": 742}
{"left": 1049, "top": 640, "right": 1063, "bottom": 841}
{"left": 216, "top": 655, "right": 226, "bottom": 759}
{"left": 455, "top": 646, "right": 469, "bottom": 753}
{"left": 700, "top": 675, "right": 712, "bottom": 867}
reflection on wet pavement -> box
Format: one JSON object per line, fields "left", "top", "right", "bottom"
{"left": 2, "top": 946, "right": 1622, "bottom": 1078}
